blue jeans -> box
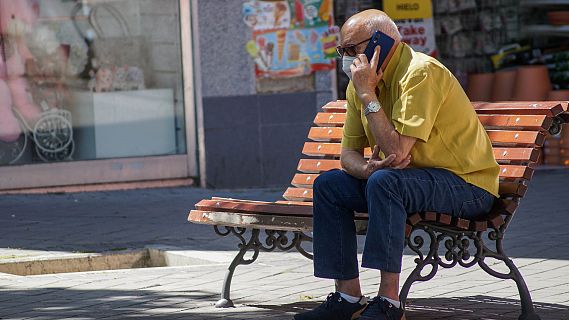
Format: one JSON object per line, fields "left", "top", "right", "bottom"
{"left": 313, "top": 168, "right": 495, "bottom": 278}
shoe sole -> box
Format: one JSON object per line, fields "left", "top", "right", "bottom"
{"left": 354, "top": 310, "right": 406, "bottom": 320}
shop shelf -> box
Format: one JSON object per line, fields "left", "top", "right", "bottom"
{"left": 525, "top": 24, "right": 569, "bottom": 37}
{"left": 521, "top": 0, "right": 569, "bottom": 6}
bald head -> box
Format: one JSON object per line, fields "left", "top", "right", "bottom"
{"left": 340, "top": 9, "right": 401, "bottom": 47}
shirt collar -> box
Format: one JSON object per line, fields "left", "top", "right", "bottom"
{"left": 379, "top": 42, "right": 405, "bottom": 89}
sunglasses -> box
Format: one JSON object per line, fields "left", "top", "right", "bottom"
{"left": 336, "top": 37, "right": 371, "bottom": 57}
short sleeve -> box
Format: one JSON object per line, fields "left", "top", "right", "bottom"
{"left": 341, "top": 84, "right": 369, "bottom": 150}
{"left": 392, "top": 69, "right": 442, "bottom": 142}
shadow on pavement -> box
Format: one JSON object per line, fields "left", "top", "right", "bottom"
{"left": 255, "top": 295, "right": 569, "bottom": 320}
{"left": 1, "top": 283, "right": 568, "bottom": 320}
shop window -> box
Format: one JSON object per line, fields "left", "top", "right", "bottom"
{"left": 0, "top": 0, "right": 186, "bottom": 166}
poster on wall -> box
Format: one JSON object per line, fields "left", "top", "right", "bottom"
{"left": 383, "top": 0, "right": 437, "bottom": 57}
{"left": 243, "top": 0, "right": 337, "bottom": 79}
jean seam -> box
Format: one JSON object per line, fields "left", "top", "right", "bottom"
{"left": 333, "top": 204, "right": 345, "bottom": 278}
{"left": 385, "top": 188, "right": 393, "bottom": 271}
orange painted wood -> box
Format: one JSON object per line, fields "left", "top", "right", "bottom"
{"left": 494, "top": 199, "right": 519, "bottom": 215}
{"left": 408, "top": 213, "right": 422, "bottom": 226}
{"left": 195, "top": 199, "right": 313, "bottom": 216}
{"left": 498, "top": 182, "right": 528, "bottom": 197}
{"left": 478, "top": 115, "right": 552, "bottom": 131}
{"left": 487, "top": 212, "right": 506, "bottom": 229}
{"left": 473, "top": 102, "right": 565, "bottom": 117}
{"left": 188, "top": 210, "right": 314, "bottom": 232}
{"left": 297, "top": 159, "right": 342, "bottom": 173}
{"left": 291, "top": 174, "right": 319, "bottom": 188}
{"left": 492, "top": 147, "right": 540, "bottom": 162}
{"left": 454, "top": 217, "right": 471, "bottom": 230}
{"left": 302, "top": 142, "right": 372, "bottom": 157}
{"left": 303, "top": 142, "right": 539, "bottom": 162}
{"left": 322, "top": 100, "right": 348, "bottom": 113}
{"left": 499, "top": 165, "right": 534, "bottom": 180}
{"left": 308, "top": 127, "right": 344, "bottom": 142}
{"left": 297, "top": 159, "right": 533, "bottom": 179}
{"left": 471, "top": 220, "right": 488, "bottom": 231}
{"left": 319, "top": 101, "right": 565, "bottom": 117}
{"left": 438, "top": 213, "right": 453, "bottom": 225}
{"left": 309, "top": 127, "right": 548, "bottom": 147}
{"left": 486, "top": 130, "right": 545, "bottom": 146}
{"left": 275, "top": 200, "right": 313, "bottom": 206}
{"left": 291, "top": 173, "right": 528, "bottom": 198}
{"left": 283, "top": 187, "right": 313, "bottom": 202}
{"left": 314, "top": 113, "right": 346, "bottom": 127}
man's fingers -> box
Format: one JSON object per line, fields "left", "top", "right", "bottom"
{"left": 357, "top": 54, "right": 368, "bottom": 65}
{"left": 350, "top": 62, "right": 357, "bottom": 73}
{"left": 393, "top": 159, "right": 411, "bottom": 169}
{"left": 371, "top": 45, "right": 381, "bottom": 73}
{"left": 371, "top": 145, "right": 380, "bottom": 160}
{"left": 378, "top": 154, "right": 396, "bottom": 167}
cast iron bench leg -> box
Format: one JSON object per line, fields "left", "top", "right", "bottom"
{"left": 400, "top": 225, "right": 541, "bottom": 320}
{"left": 213, "top": 227, "right": 313, "bottom": 308}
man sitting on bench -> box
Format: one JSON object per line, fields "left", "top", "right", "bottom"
{"left": 295, "top": 9, "right": 499, "bottom": 320}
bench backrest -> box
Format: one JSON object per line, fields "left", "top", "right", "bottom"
{"left": 279, "top": 100, "right": 567, "bottom": 232}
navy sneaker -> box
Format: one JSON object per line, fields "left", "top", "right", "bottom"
{"left": 294, "top": 292, "right": 367, "bottom": 320}
{"left": 359, "top": 296, "right": 404, "bottom": 320}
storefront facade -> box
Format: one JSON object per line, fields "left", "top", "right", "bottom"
{"left": 4, "top": 0, "right": 565, "bottom": 192}
{"left": 0, "top": 0, "right": 198, "bottom": 191}
{"left": 0, "top": 0, "right": 337, "bottom": 191}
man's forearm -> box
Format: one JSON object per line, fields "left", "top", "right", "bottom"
{"left": 360, "top": 94, "right": 403, "bottom": 159}
{"left": 340, "top": 149, "right": 368, "bottom": 180}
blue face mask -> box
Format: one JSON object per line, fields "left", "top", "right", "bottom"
{"left": 342, "top": 56, "right": 356, "bottom": 80}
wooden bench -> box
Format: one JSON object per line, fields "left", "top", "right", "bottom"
{"left": 189, "top": 100, "right": 568, "bottom": 319}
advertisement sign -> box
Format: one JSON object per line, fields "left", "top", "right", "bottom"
{"left": 384, "top": 0, "right": 437, "bottom": 57}
{"left": 243, "top": 0, "right": 337, "bottom": 79}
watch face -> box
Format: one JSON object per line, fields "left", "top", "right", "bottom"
{"left": 367, "top": 102, "right": 380, "bottom": 112}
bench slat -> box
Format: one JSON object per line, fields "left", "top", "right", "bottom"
{"left": 297, "top": 159, "right": 533, "bottom": 179}
{"left": 472, "top": 102, "right": 565, "bottom": 117}
{"left": 314, "top": 113, "right": 346, "bottom": 127}
{"left": 314, "top": 114, "right": 553, "bottom": 133}
{"left": 320, "top": 100, "right": 566, "bottom": 117}
{"left": 189, "top": 210, "right": 314, "bottom": 232}
{"left": 291, "top": 173, "right": 528, "bottom": 197}
{"left": 486, "top": 130, "right": 545, "bottom": 146}
{"left": 275, "top": 200, "right": 313, "bottom": 206}
{"left": 195, "top": 199, "right": 313, "bottom": 216}
{"left": 302, "top": 142, "right": 540, "bottom": 162}
{"left": 478, "top": 115, "right": 552, "bottom": 131}
{"left": 322, "top": 100, "right": 348, "bottom": 113}
{"left": 309, "top": 127, "right": 546, "bottom": 146}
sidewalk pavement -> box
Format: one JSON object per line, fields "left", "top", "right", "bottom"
{"left": 1, "top": 169, "right": 569, "bottom": 319}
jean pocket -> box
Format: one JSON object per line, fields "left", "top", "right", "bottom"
{"left": 459, "top": 188, "right": 494, "bottom": 220}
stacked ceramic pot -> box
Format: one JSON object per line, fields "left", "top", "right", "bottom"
{"left": 466, "top": 65, "right": 552, "bottom": 102}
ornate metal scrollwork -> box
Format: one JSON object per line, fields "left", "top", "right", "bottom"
{"left": 212, "top": 226, "right": 313, "bottom": 308}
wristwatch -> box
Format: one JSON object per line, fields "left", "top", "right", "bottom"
{"left": 364, "top": 101, "right": 382, "bottom": 116}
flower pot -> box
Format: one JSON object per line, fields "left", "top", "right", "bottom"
{"left": 491, "top": 69, "right": 517, "bottom": 101}
{"left": 548, "top": 11, "right": 569, "bottom": 25}
{"left": 512, "top": 65, "right": 551, "bottom": 101}
{"left": 466, "top": 72, "right": 494, "bottom": 102}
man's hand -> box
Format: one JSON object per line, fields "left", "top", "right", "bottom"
{"left": 363, "top": 146, "right": 411, "bottom": 179}
{"left": 350, "top": 46, "right": 383, "bottom": 102}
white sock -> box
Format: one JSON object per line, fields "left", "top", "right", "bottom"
{"left": 380, "top": 296, "right": 401, "bottom": 308}
{"left": 339, "top": 292, "right": 366, "bottom": 304}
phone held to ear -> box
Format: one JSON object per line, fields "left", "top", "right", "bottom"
{"left": 363, "top": 31, "right": 396, "bottom": 73}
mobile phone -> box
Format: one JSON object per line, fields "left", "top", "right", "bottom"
{"left": 363, "top": 31, "right": 396, "bottom": 73}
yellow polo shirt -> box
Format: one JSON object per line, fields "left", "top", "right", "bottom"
{"left": 342, "top": 43, "right": 500, "bottom": 197}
